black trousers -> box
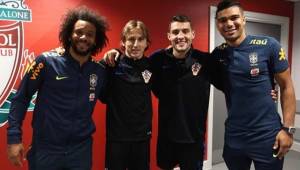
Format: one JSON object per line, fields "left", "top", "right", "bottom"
{"left": 156, "top": 139, "right": 204, "bottom": 170}
{"left": 105, "top": 140, "right": 150, "bottom": 170}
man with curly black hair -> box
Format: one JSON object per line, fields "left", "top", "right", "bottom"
{"left": 7, "top": 6, "right": 108, "bottom": 170}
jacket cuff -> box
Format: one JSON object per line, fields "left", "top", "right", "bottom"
{"left": 7, "top": 135, "right": 22, "bottom": 144}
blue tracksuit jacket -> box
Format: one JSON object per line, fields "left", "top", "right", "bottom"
{"left": 7, "top": 51, "right": 107, "bottom": 152}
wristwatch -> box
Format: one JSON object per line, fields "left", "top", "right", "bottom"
{"left": 282, "top": 126, "right": 296, "bottom": 136}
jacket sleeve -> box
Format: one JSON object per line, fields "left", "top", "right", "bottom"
{"left": 7, "top": 55, "right": 46, "bottom": 144}
{"left": 97, "top": 60, "right": 110, "bottom": 103}
{"left": 205, "top": 49, "right": 225, "bottom": 91}
{"left": 149, "top": 49, "right": 164, "bottom": 98}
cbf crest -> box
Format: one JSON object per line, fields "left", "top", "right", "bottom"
{"left": 0, "top": 0, "right": 32, "bottom": 127}
{"left": 249, "top": 52, "right": 258, "bottom": 65}
{"left": 89, "top": 74, "right": 98, "bottom": 89}
{"left": 249, "top": 52, "right": 260, "bottom": 77}
{"left": 89, "top": 74, "right": 98, "bottom": 101}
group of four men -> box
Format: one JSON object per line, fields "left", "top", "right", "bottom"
{"left": 7, "top": 0, "right": 296, "bottom": 170}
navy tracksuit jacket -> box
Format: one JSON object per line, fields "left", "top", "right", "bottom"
{"left": 7, "top": 51, "right": 107, "bottom": 153}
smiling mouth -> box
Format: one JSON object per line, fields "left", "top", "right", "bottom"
{"left": 78, "top": 41, "right": 88, "bottom": 46}
{"left": 176, "top": 41, "right": 187, "bottom": 45}
{"left": 77, "top": 42, "right": 91, "bottom": 49}
{"left": 225, "top": 29, "right": 236, "bottom": 34}
{"left": 131, "top": 49, "right": 141, "bottom": 53}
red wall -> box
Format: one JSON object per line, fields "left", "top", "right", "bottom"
{"left": 0, "top": 0, "right": 294, "bottom": 170}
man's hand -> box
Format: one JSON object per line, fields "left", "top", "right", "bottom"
{"left": 7, "top": 143, "right": 25, "bottom": 167}
{"left": 273, "top": 130, "right": 293, "bottom": 159}
{"left": 271, "top": 89, "right": 278, "bottom": 102}
{"left": 103, "top": 49, "right": 120, "bottom": 67}
{"left": 55, "top": 46, "right": 65, "bottom": 55}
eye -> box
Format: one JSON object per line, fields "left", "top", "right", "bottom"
{"left": 182, "top": 29, "right": 190, "bottom": 34}
{"left": 172, "top": 30, "right": 179, "bottom": 35}
{"left": 86, "top": 32, "right": 95, "bottom": 38}
{"left": 74, "top": 30, "right": 83, "bottom": 36}
{"left": 138, "top": 37, "right": 145, "bottom": 41}
{"left": 128, "top": 37, "right": 135, "bottom": 42}
{"left": 217, "top": 17, "right": 227, "bottom": 23}
{"left": 230, "top": 15, "right": 240, "bottom": 21}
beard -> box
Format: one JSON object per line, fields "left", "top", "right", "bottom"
{"left": 70, "top": 39, "right": 95, "bottom": 57}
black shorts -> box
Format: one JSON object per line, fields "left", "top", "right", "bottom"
{"left": 105, "top": 140, "right": 150, "bottom": 170}
{"left": 156, "top": 139, "right": 204, "bottom": 170}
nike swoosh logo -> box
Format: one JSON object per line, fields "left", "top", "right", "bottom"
{"left": 56, "top": 76, "right": 68, "bottom": 80}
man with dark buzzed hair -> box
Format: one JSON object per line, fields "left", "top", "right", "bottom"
{"left": 149, "top": 15, "right": 213, "bottom": 170}
{"left": 211, "top": 0, "right": 296, "bottom": 169}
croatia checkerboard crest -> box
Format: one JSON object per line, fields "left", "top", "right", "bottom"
{"left": 0, "top": 0, "right": 33, "bottom": 127}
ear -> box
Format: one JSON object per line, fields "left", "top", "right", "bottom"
{"left": 145, "top": 42, "right": 150, "bottom": 51}
{"left": 167, "top": 32, "right": 171, "bottom": 41}
{"left": 120, "top": 41, "right": 125, "bottom": 51}
{"left": 242, "top": 16, "right": 246, "bottom": 25}
{"left": 191, "top": 30, "right": 195, "bottom": 40}
{"left": 120, "top": 40, "right": 125, "bottom": 48}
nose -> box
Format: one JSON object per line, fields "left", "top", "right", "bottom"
{"left": 225, "top": 19, "right": 234, "bottom": 28}
{"left": 133, "top": 39, "right": 139, "bottom": 47}
{"left": 177, "top": 31, "right": 185, "bottom": 39}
